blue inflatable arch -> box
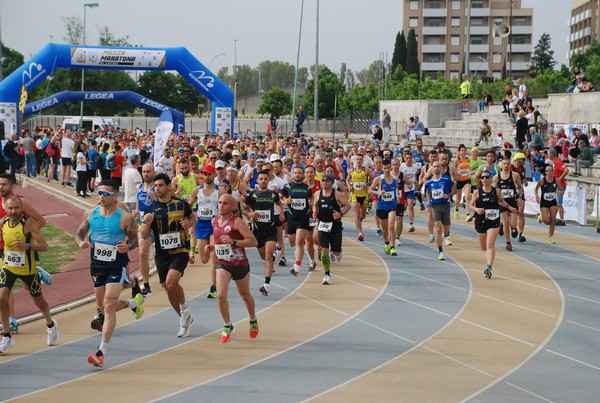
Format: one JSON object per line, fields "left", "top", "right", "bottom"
{"left": 24, "top": 90, "right": 186, "bottom": 133}
{"left": 0, "top": 43, "right": 233, "bottom": 139}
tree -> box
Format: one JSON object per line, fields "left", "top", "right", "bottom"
{"left": 391, "top": 31, "right": 407, "bottom": 73}
{"left": 257, "top": 88, "right": 292, "bottom": 117}
{"left": 62, "top": 16, "right": 83, "bottom": 45}
{"left": 98, "top": 27, "right": 133, "bottom": 47}
{"left": 0, "top": 44, "right": 25, "bottom": 78}
{"left": 305, "top": 65, "right": 345, "bottom": 118}
{"left": 355, "top": 60, "right": 385, "bottom": 87}
{"left": 405, "top": 29, "right": 420, "bottom": 77}
{"left": 530, "top": 33, "right": 557, "bottom": 77}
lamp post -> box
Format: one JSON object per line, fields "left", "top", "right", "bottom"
{"left": 80, "top": 2, "right": 99, "bottom": 127}
{"left": 207, "top": 53, "right": 226, "bottom": 117}
{"left": 233, "top": 39, "right": 237, "bottom": 117}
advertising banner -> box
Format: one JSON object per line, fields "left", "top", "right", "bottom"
{"left": 553, "top": 123, "right": 589, "bottom": 140}
{"left": 71, "top": 48, "right": 167, "bottom": 68}
{"left": 214, "top": 107, "right": 232, "bottom": 137}
{"left": 523, "top": 182, "right": 587, "bottom": 225}
{"left": 153, "top": 110, "right": 173, "bottom": 171}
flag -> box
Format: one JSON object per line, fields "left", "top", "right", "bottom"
{"left": 153, "top": 109, "right": 173, "bottom": 171}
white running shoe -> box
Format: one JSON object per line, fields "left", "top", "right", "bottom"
{"left": 394, "top": 238, "right": 402, "bottom": 247}
{"left": 0, "top": 336, "right": 15, "bottom": 354}
{"left": 177, "top": 307, "right": 194, "bottom": 338}
{"left": 438, "top": 251, "right": 445, "bottom": 261}
{"left": 443, "top": 236, "right": 453, "bottom": 246}
{"left": 290, "top": 265, "right": 300, "bottom": 276}
{"left": 47, "top": 319, "right": 59, "bottom": 346}
{"left": 259, "top": 283, "right": 270, "bottom": 296}
{"left": 322, "top": 275, "right": 331, "bottom": 285}
{"left": 307, "top": 262, "right": 317, "bottom": 272}
{"left": 272, "top": 248, "right": 282, "bottom": 263}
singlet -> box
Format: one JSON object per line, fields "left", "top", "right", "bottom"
{"left": 482, "top": 163, "right": 498, "bottom": 180}
{"left": 475, "top": 186, "right": 501, "bottom": 222}
{"left": 315, "top": 170, "right": 325, "bottom": 182}
{"left": 540, "top": 176, "right": 558, "bottom": 203}
{"left": 400, "top": 163, "right": 419, "bottom": 192}
{"left": 137, "top": 183, "right": 156, "bottom": 224}
{"left": 377, "top": 176, "right": 397, "bottom": 211}
{"left": 339, "top": 158, "right": 349, "bottom": 180}
{"left": 196, "top": 185, "right": 219, "bottom": 221}
{"left": 511, "top": 164, "right": 526, "bottom": 183}
{"left": 457, "top": 159, "right": 471, "bottom": 182}
{"left": 394, "top": 172, "right": 406, "bottom": 205}
{"left": 145, "top": 197, "right": 193, "bottom": 255}
{"left": 2, "top": 217, "right": 35, "bottom": 275}
{"left": 280, "top": 182, "right": 312, "bottom": 220}
{"left": 413, "top": 150, "right": 426, "bottom": 169}
{"left": 426, "top": 176, "right": 454, "bottom": 204}
{"left": 212, "top": 214, "right": 249, "bottom": 267}
{"left": 351, "top": 169, "right": 368, "bottom": 197}
{"left": 317, "top": 189, "right": 340, "bottom": 223}
{"left": 89, "top": 207, "right": 128, "bottom": 269}
{"left": 176, "top": 174, "right": 196, "bottom": 203}
{"left": 306, "top": 180, "right": 321, "bottom": 195}
{"left": 497, "top": 171, "right": 517, "bottom": 199}
{"left": 245, "top": 189, "right": 279, "bottom": 231}
{"left": 470, "top": 158, "right": 484, "bottom": 186}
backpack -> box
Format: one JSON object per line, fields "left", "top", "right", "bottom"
{"left": 96, "top": 153, "right": 104, "bottom": 170}
{"left": 105, "top": 153, "right": 116, "bottom": 170}
{"left": 45, "top": 142, "right": 55, "bottom": 157}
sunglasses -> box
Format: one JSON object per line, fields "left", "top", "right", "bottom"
{"left": 98, "top": 190, "right": 118, "bottom": 196}
{"left": 481, "top": 176, "right": 491, "bottom": 179}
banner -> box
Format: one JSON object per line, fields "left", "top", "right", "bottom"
{"left": 553, "top": 123, "right": 589, "bottom": 140}
{"left": 153, "top": 109, "right": 173, "bottom": 172}
{"left": 592, "top": 186, "right": 600, "bottom": 217}
{"left": 71, "top": 48, "right": 167, "bottom": 68}
{"left": 214, "top": 107, "right": 232, "bottom": 137}
{"left": 523, "top": 182, "right": 587, "bottom": 225}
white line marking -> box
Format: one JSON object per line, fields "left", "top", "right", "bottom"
{"left": 546, "top": 349, "right": 600, "bottom": 371}
{"left": 364, "top": 239, "right": 456, "bottom": 266}
{"left": 296, "top": 292, "right": 350, "bottom": 317}
{"left": 423, "top": 346, "right": 495, "bottom": 378}
{"left": 332, "top": 272, "right": 380, "bottom": 291}
{"left": 566, "top": 320, "right": 600, "bottom": 333}
{"left": 467, "top": 268, "right": 556, "bottom": 292}
{"left": 386, "top": 292, "right": 452, "bottom": 317}
{"left": 476, "top": 293, "right": 556, "bottom": 318}
{"left": 355, "top": 318, "right": 415, "bottom": 344}
{"left": 392, "top": 268, "right": 467, "bottom": 291}
{"left": 567, "top": 294, "right": 600, "bottom": 304}
{"left": 460, "top": 319, "right": 536, "bottom": 347}
{"left": 504, "top": 381, "right": 555, "bottom": 402}
{"left": 542, "top": 267, "right": 599, "bottom": 282}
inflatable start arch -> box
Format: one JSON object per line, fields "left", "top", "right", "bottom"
{"left": 0, "top": 43, "right": 233, "bottom": 139}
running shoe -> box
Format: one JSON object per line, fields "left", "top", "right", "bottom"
{"left": 177, "top": 307, "right": 194, "bottom": 338}
{"left": 518, "top": 234, "right": 526, "bottom": 243}
{"left": 384, "top": 244, "right": 391, "bottom": 255}
{"left": 548, "top": 236, "right": 556, "bottom": 244}
{"left": 259, "top": 283, "right": 270, "bottom": 296}
{"left": 322, "top": 274, "right": 332, "bottom": 285}
{"left": 506, "top": 242, "right": 513, "bottom": 251}
{"left": 395, "top": 238, "right": 402, "bottom": 247}
{"left": 484, "top": 267, "right": 492, "bottom": 278}
{"left": 47, "top": 320, "right": 59, "bottom": 346}
{"left": 335, "top": 253, "right": 343, "bottom": 263}
{"left": 454, "top": 210, "right": 459, "bottom": 220}
{"left": 499, "top": 225, "right": 504, "bottom": 236}
{"left": 9, "top": 321, "right": 18, "bottom": 333}
{"left": 91, "top": 317, "right": 103, "bottom": 332}
{"left": 438, "top": 251, "right": 445, "bottom": 261}
{"left": 307, "top": 262, "right": 317, "bottom": 272}
{"left": 142, "top": 285, "right": 152, "bottom": 298}
{"left": 465, "top": 213, "right": 473, "bottom": 222}
{"left": 249, "top": 321, "right": 259, "bottom": 339}
{"left": 0, "top": 336, "right": 15, "bottom": 354}
{"left": 390, "top": 246, "right": 397, "bottom": 256}
{"left": 290, "top": 265, "right": 300, "bottom": 276}
{"left": 408, "top": 224, "right": 415, "bottom": 233}
{"left": 221, "top": 325, "right": 234, "bottom": 343}
{"left": 133, "top": 293, "right": 144, "bottom": 320}
{"left": 537, "top": 214, "right": 543, "bottom": 224}
{"left": 511, "top": 228, "right": 518, "bottom": 239}
{"left": 87, "top": 351, "right": 104, "bottom": 367}
{"left": 330, "top": 251, "right": 336, "bottom": 262}
{"left": 376, "top": 227, "right": 382, "bottom": 236}
{"left": 443, "top": 236, "right": 453, "bottom": 246}
{"left": 206, "top": 285, "right": 217, "bottom": 299}
{"left": 555, "top": 219, "right": 566, "bottom": 226}
{"left": 357, "top": 233, "right": 365, "bottom": 241}
{"left": 278, "top": 256, "right": 287, "bottom": 266}
{"left": 272, "top": 248, "right": 281, "bottom": 263}
{"left": 37, "top": 267, "right": 53, "bottom": 285}
{"left": 420, "top": 204, "right": 425, "bottom": 211}
{"left": 428, "top": 234, "right": 435, "bottom": 243}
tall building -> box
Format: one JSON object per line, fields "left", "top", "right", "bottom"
{"left": 568, "top": 0, "right": 600, "bottom": 64}
{"left": 402, "top": 0, "right": 533, "bottom": 80}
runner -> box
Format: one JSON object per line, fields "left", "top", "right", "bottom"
{"left": 391, "top": 157, "right": 411, "bottom": 246}
{"left": 412, "top": 139, "right": 428, "bottom": 210}
{"left": 511, "top": 152, "right": 528, "bottom": 242}
{"left": 347, "top": 154, "right": 373, "bottom": 241}
{"left": 468, "top": 172, "right": 518, "bottom": 278}
{"left": 205, "top": 194, "right": 259, "bottom": 343}
{"left": 454, "top": 145, "right": 472, "bottom": 220}
{"left": 371, "top": 156, "right": 384, "bottom": 235}
{"left": 141, "top": 173, "right": 197, "bottom": 337}
{"left": 495, "top": 158, "right": 523, "bottom": 251}
{"left": 368, "top": 159, "right": 398, "bottom": 256}
{"left": 466, "top": 147, "right": 484, "bottom": 222}
{"left": 0, "top": 196, "right": 58, "bottom": 354}
{"left": 75, "top": 180, "right": 143, "bottom": 367}
{"left": 171, "top": 159, "right": 201, "bottom": 263}
{"left": 535, "top": 164, "right": 561, "bottom": 244}
{"left": 135, "top": 163, "right": 158, "bottom": 297}
{"left": 312, "top": 174, "right": 351, "bottom": 285}
{"left": 400, "top": 152, "right": 420, "bottom": 233}
{"left": 418, "top": 150, "right": 439, "bottom": 242}
{"left": 425, "top": 161, "right": 455, "bottom": 261}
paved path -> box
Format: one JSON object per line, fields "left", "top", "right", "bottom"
{"left": 1, "top": 177, "right": 598, "bottom": 402}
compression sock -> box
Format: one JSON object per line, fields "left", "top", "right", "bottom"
{"left": 321, "top": 251, "right": 331, "bottom": 273}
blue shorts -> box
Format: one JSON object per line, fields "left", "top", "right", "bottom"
{"left": 92, "top": 266, "right": 127, "bottom": 288}
{"left": 195, "top": 220, "right": 214, "bottom": 240}
{"left": 556, "top": 191, "right": 564, "bottom": 207}
{"left": 405, "top": 190, "right": 415, "bottom": 200}
{"left": 423, "top": 196, "right": 432, "bottom": 209}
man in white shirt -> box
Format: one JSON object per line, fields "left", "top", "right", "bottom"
{"left": 61, "top": 132, "right": 75, "bottom": 187}
{"left": 157, "top": 148, "right": 174, "bottom": 177}
{"left": 122, "top": 154, "right": 143, "bottom": 212}
{"left": 123, "top": 138, "right": 140, "bottom": 166}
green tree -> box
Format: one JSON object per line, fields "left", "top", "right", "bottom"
{"left": 137, "top": 71, "right": 177, "bottom": 116}
{"left": 530, "top": 33, "right": 557, "bottom": 77}
{"left": 571, "top": 39, "right": 600, "bottom": 85}
{"left": 356, "top": 60, "right": 385, "bottom": 87}
{"left": 405, "top": 29, "right": 420, "bottom": 77}
{"left": 0, "top": 44, "right": 25, "bottom": 78}
{"left": 391, "top": 31, "right": 407, "bottom": 73}
{"left": 257, "top": 87, "right": 292, "bottom": 117}
{"left": 305, "top": 65, "right": 345, "bottom": 118}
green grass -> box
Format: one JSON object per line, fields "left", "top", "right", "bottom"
{"left": 37, "top": 222, "right": 80, "bottom": 274}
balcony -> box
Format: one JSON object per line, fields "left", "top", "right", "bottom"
{"left": 507, "top": 43, "right": 532, "bottom": 53}
{"left": 421, "top": 62, "right": 447, "bottom": 72}
{"left": 468, "top": 26, "right": 489, "bottom": 35}
{"left": 467, "top": 8, "right": 490, "bottom": 17}
{"left": 423, "top": 8, "right": 448, "bottom": 17}
{"left": 507, "top": 62, "right": 530, "bottom": 72}
{"left": 422, "top": 44, "right": 448, "bottom": 53}
{"left": 422, "top": 26, "right": 448, "bottom": 35}
{"left": 511, "top": 25, "right": 533, "bottom": 35}
{"left": 466, "top": 44, "right": 490, "bottom": 53}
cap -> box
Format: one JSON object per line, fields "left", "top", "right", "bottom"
{"left": 269, "top": 154, "right": 281, "bottom": 162}
{"left": 256, "top": 158, "right": 265, "bottom": 163}
{"left": 215, "top": 160, "right": 226, "bottom": 169}
{"left": 497, "top": 131, "right": 503, "bottom": 136}
{"left": 383, "top": 150, "right": 391, "bottom": 154}
{"left": 232, "top": 150, "right": 242, "bottom": 156}
{"left": 202, "top": 164, "right": 216, "bottom": 174}
{"left": 513, "top": 152, "right": 526, "bottom": 160}
{"left": 358, "top": 146, "right": 365, "bottom": 151}
{"left": 322, "top": 173, "right": 335, "bottom": 182}
{"left": 248, "top": 152, "right": 257, "bottom": 157}
{"left": 470, "top": 147, "right": 479, "bottom": 153}
{"left": 219, "top": 178, "right": 231, "bottom": 187}
{"left": 226, "top": 164, "right": 238, "bottom": 171}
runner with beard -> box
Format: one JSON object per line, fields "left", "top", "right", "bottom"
{"left": 135, "top": 163, "right": 158, "bottom": 297}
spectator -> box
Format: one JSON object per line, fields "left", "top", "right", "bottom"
{"left": 475, "top": 118, "right": 491, "bottom": 146}
{"left": 342, "top": 131, "right": 354, "bottom": 145}
{"left": 61, "top": 132, "right": 75, "bottom": 187}
{"left": 478, "top": 90, "right": 493, "bottom": 112}
{"left": 501, "top": 84, "right": 513, "bottom": 113}
{"left": 21, "top": 131, "right": 36, "bottom": 178}
{"left": 567, "top": 66, "right": 582, "bottom": 93}
{"left": 527, "top": 127, "right": 545, "bottom": 152}
{"left": 571, "top": 140, "right": 594, "bottom": 176}
{"left": 372, "top": 125, "right": 383, "bottom": 145}
{"left": 3, "top": 134, "right": 21, "bottom": 184}
{"left": 508, "top": 88, "right": 519, "bottom": 123}
{"left": 74, "top": 141, "right": 90, "bottom": 197}
{"left": 590, "top": 128, "right": 600, "bottom": 154}
{"left": 295, "top": 106, "right": 307, "bottom": 135}
{"left": 409, "top": 116, "right": 425, "bottom": 142}
{"left": 575, "top": 76, "right": 594, "bottom": 93}
{"left": 381, "top": 108, "right": 391, "bottom": 142}
{"left": 514, "top": 110, "right": 528, "bottom": 150}
{"left": 460, "top": 74, "right": 471, "bottom": 112}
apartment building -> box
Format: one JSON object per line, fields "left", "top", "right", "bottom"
{"left": 402, "top": 0, "right": 533, "bottom": 80}
{"left": 568, "top": 0, "right": 600, "bottom": 63}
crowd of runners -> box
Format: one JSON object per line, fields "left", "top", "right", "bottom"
{"left": 0, "top": 126, "right": 566, "bottom": 365}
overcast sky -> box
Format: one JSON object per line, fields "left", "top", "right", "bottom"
{"left": 0, "top": 0, "right": 570, "bottom": 75}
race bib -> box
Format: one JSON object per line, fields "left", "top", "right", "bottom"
{"left": 214, "top": 244, "right": 234, "bottom": 261}
{"left": 159, "top": 233, "right": 182, "bottom": 249}
{"left": 432, "top": 188, "right": 444, "bottom": 200}
{"left": 485, "top": 209, "right": 500, "bottom": 221}
{"left": 318, "top": 221, "right": 333, "bottom": 232}
{"left": 353, "top": 182, "right": 365, "bottom": 191}
{"left": 197, "top": 206, "right": 214, "bottom": 219}
{"left": 543, "top": 192, "right": 556, "bottom": 201}
{"left": 460, "top": 169, "right": 469, "bottom": 177}
{"left": 5, "top": 250, "right": 25, "bottom": 267}
{"left": 501, "top": 189, "right": 515, "bottom": 199}
{"left": 382, "top": 191, "right": 394, "bottom": 202}
{"left": 309, "top": 218, "right": 319, "bottom": 227}
{"left": 93, "top": 242, "right": 117, "bottom": 262}
{"left": 138, "top": 211, "right": 145, "bottom": 226}
{"left": 291, "top": 198, "right": 306, "bottom": 210}
{"left": 396, "top": 189, "right": 403, "bottom": 199}
{"left": 256, "top": 210, "right": 271, "bottom": 223}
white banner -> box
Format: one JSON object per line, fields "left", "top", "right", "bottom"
{"left": 214, "top": 107, "right": 232, "bottom": 137}
{"left": 71, "top": 48, "right": 166, "bottom": 68}
{"left": 153, "top": 120, "right": 173, "bottom": 171}
{"left": 523, "top": 182, "right": 540, "bottom": 215}
{"left": 592, "top": 186, "right": 600, "bottom": 218}
{"left": 553, "top": 122, "right": 589, "bottom": 141}
{"left": 523, "top": 182, "right": 587, "bottom": 225}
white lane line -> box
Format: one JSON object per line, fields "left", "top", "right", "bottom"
{"left": 503, "top": 381, "right": 555, "bottom": 403}
{"left": 392, "top": 268, "right": 467, "bottom": 292}
{"left": 459, "top": 319, "right": 536, "bottom": 347}
{"left": 475, "top": 293, "right": 556, "bottom": 318}
{"left": 364, "top": 239, "right": 456, "bottom": 266}
{"left": 467, "top": 268, "right": 556, "bottom": 292}
{"left": 333, "top": 273, "right": 380, "bottom": 292}
{"left": 546, "top": 349, "right": 600, "bottom": 371}
{"left": 296, "top": 292, "right": 350, "bottom": 317}
{"left": 515, "top": 243, "right": 600, "bottom": 264}
{"left": 423, "top": 346, "right": 495, "bottom": 378}
{"left": 386, "top": 293, "right": 452, "bottom": 317}
{"left": 566, "top": 320, "right": 600, "bottom": 333}
{"left": 542, "top": 267, "right": 599, "bottom": 282}
{"left": 355, "top": 318, "right": 415, "bottom": 344}
{"left": 567, "top": 294, "right": 600, "bottom": 304}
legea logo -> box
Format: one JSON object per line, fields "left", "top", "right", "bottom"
{"left": 22, "top": 62, "right": 46, "bottom": 86}
{"left": 189, "top": 70, "right": 215, "bottom": 89}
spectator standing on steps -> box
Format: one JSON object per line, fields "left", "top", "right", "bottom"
{"left": 295, "top": 106, "right": 307, "bottom": 136}
{"left": 381, "top": 108, "right": 391, "bottom": 143}
{"left": 460, "top": 74, "right": 471, "bottom": 112}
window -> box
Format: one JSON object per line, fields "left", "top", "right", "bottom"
{"left": 493, "top": 36, "right": 502, "bottom": 46}
{"left": 427, "top": 36, "right": 443, "bottom": 44}
{"left": 428, "top": 18, "right": 442, "bottom": 27}
{"left": 428, "top": 0, "right": 441, "bottom": 9}
{"left": 451, "top": 35, "right": 460, "bottom": 46}
{"left": 450, "top": 71, "right": 460, "bottom": 79}
{"left": 513, "top": 17, "right": 528, "bottom": 26}
{"left": 492, "top": 52, "right": 502, "bottom": 64}
{"left": 409, "top": 18, "right": 419, "bottom": 28}
{"left": 452, "top": 17, "right": 461, "bottom": 27}
{"left": 513, "top": 35, "right": 527, "bottom": 45}
{"left": 426, "top": 54, "right": 441, "bottom": 63}
{"left": 472, "top": 0, "right": 485, "bottom": 8}
{"left": 470, "top": 36, "right": 485, "bottom": 45}
{"left": 409, "top": 0, "right": 419, "bottom": 10}
{"left": 470, "top": 18, "right": 484, "bottom": 26}
{"left": 452, "top": 1, "right": 461, "bottom": 10}
{"left": 450, "top": 53, "right": 460, "bottom": 63}
{"left": 494, "top": 17, "right": 503, "bottom": 24}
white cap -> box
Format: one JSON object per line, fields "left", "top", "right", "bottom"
{"left": 215, "top": 160, "right": 226, "bottom": 169}
{"left": 269, "top": 154, "right": 281, "bottom": 162}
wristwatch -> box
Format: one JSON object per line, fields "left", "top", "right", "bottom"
{"left": 232, "top": 239, "right": 237, "bottom": 247}
{"left": 26, "top": 243, "right": 32, "bottom": 250}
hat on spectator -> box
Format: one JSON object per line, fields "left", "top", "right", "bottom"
{"left": 497, "top": 131, "right": 503, "bottom": 136}
{"left": 513, "top": 152, "right": 526, "bottom": 160}
{"left": 248, "top": 152, "right": 257, "bottom": 157}
{"left": 269, "top": 154, "right": 281, "bottom": 162}
{"left": 232, "top": 150, "right": 242, "bottom": 156}
{"left": 322, "top": 173, "right": 335, "bottom": 182}
{"left": 215, "top": 160, "right": 226, "bottom": 169}
{"left": 202, "top": 164, "right": 216, "bottom": 174}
